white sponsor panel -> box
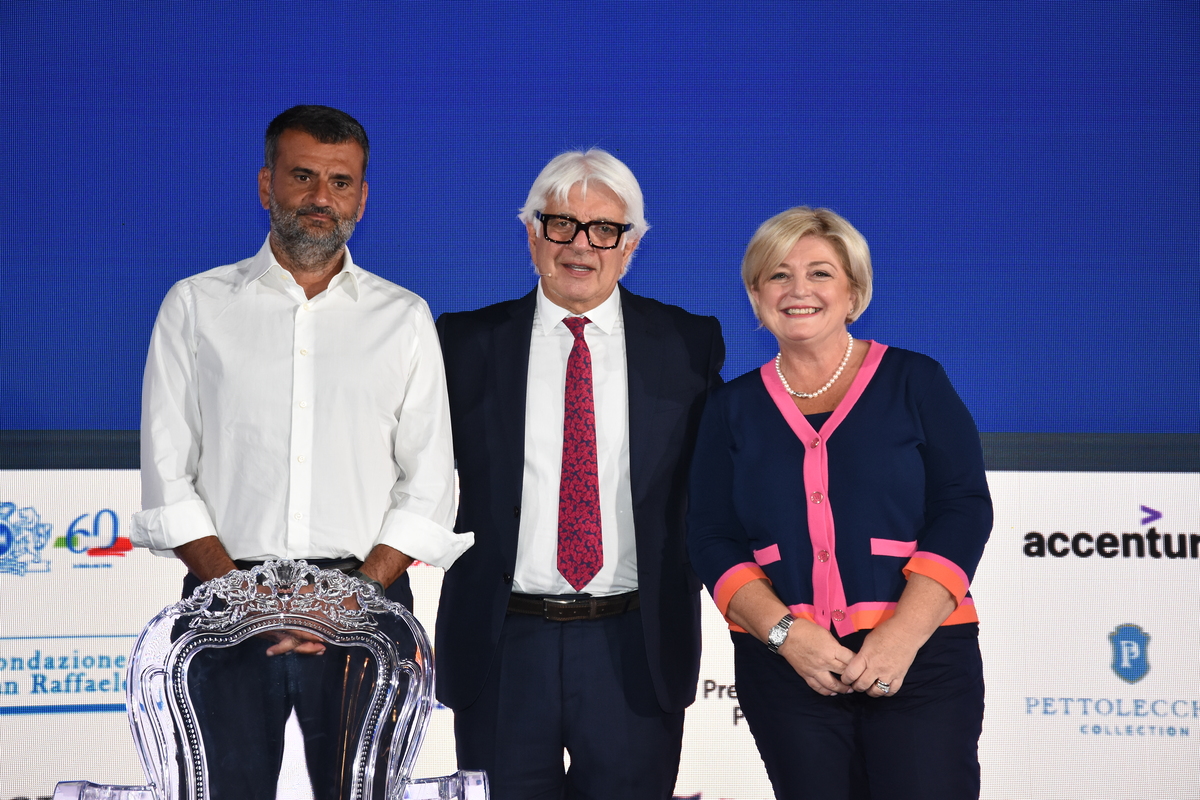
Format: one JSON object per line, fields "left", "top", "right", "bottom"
{"left": 0, "top": 470, "right": 182, "bottom": 797}
{"left": 675, "top": 601, "right": 773, "bottom": 799}
{"left": 975, "top": 471, "right": 1200, "bottom": 800}
{"left": 3, "top": 469, "right": 1198, "bottom": 799}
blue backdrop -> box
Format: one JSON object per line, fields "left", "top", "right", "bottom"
{"left": 2, "top": 2, "right": 1197, "bottom": 434}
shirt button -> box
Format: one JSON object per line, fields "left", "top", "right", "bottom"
{"left": 810, "top": 437, "right": 820, "bottom": 449}
{"left": 809, "top": 491, "right": 824, "bottom": 504}
{"left": 293, "top": 512, "right": 302, "bottom": 521}
{"left": 832, "top": 609, "right": 845, "bottom": 622}
{"left": 297, "top": 455, "right": 306, "bottom": 463}
{"left": 299, "top": 401, "right": 307, "bottom": 408}
{"left": 817, "top": 549, "right": 830, "bottom": 562}
{"left": 299, "top": 349, "right": 308, "bottom": 356}
{"left": 302, "top": 303, "right": 311, "bottom": 311}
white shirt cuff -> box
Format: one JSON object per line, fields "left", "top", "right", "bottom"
{"left": 378, "top": 509, "right": 474, "bottom": 569}
{"left": 131, "top": 498, "right": 218, "bottom": 557}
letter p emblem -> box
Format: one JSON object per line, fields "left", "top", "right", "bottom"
{"left": 1118, "top": 640, "right": 1140, "bottom": 668}
{"left": 1108, "top": 624, "right": 1150, "bottom": 683}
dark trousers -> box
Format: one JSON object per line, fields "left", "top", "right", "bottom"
{"left": 734, "top": 623, "right": 985, "bottom": 800}
{"left": 453, "top": 608, "right": 685, "bottom": 800}
{"left": 180, "top": 570, "right": 413, "bottom": 800}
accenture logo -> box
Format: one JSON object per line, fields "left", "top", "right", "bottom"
{"left": 1023, "top": 505, "right": 1198, "bottom": 560}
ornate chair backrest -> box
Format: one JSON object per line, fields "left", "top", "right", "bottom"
{"left": 125, "top": 560, "right": 433, "bottom": 800}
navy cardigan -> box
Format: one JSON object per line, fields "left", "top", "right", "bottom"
{"left": 686, "top": 342, "right": 992, "bottom": 636}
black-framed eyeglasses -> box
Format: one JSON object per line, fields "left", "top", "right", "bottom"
{"left": 535, "top": 211, "right": 633, "bottom": 250}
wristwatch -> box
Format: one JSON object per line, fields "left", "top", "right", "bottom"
{"left": 348, "top": 569, "right": 386, "bottom": 597}
{"left": 766, "top": 613, "right": 795, "bottom": 654}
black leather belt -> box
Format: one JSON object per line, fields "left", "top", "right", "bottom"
{"left": 507, "top": 591, "right": 640, "bottom": 621}
{"left": 233, "top": 558, "right": 363, "bottom": 573}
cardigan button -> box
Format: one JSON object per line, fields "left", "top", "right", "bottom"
{"left": 832, "top": 609, "right": 845, "bottom": 622}
{"left": 810, "top": 437, "right": 820, "bottom": 448}
{"left": 816, "top": 549, "right": 830, "bottom": 562}
{"left": 809, "top": 491, "right": 824, "bottom": 504}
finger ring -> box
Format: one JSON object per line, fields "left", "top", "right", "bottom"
{"left": 874, "top": 679, "right": 890, "bottom": 694}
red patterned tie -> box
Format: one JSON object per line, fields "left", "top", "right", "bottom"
{"left": 558, "top": 316, "right": 602, "bottom": 590}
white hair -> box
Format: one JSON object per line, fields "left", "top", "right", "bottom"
{"left": 518, "top": 149, "right": 649, "bottom": 241}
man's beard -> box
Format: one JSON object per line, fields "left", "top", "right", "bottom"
{"left": 268, "top": 192, "right": 359, "bottom": 271}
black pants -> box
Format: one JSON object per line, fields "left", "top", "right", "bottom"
{"left": 734, "top": 623, "right": 985, "bottom": 800}
{"left": 180, "top": 570, "right": 414, "bottom": 800}
{"left": 453, "top": 608, "right": 685, "bottom": 800}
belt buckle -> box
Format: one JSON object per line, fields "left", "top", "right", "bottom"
{"left": 543, "top": 596, "right": 590, "bottom": 621}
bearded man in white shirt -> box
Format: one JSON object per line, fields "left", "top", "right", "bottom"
{"left": 132, "top": 105, "right": 473, "bottom": 799}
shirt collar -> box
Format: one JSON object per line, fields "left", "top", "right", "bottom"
{"left": 238, "top": 235, "right": 362, "bottom": 301}
{"left": 534, "top": 281, "right": 622, "bottom": 336}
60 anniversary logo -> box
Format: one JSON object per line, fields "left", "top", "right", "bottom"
{"left": 1, "top": 502, "right": 132, "bottom": 576}
{"left": 54, "top": 509, "right": 133, "bottom": 559}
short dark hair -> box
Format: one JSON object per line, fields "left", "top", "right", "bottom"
{"left": 264, "top": 105, "right": 369, "bottom": 172}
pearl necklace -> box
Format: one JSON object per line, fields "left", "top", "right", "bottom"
{"left": 775, "top": 332, "right": 855, "bottom": 399}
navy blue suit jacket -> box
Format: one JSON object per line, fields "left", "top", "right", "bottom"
{"left": 434, "top": 285, "right": 724, "bottom": 714}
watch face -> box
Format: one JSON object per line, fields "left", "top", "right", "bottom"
{"left": 767, "top": 615, "right": 792, "bottom": 651}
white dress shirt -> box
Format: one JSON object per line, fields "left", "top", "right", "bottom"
{"left": 132, "top": 237, "right": 473, "bottom": 569}
{"left": 512, "top": 284, "right": 637, "bottom": 596}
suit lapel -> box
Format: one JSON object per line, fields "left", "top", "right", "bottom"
{"left": 486, "top": 290, "right": 536, "bottom": 559}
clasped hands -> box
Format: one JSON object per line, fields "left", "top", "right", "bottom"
{"left": 778, "top": 617, "right": 921, "bottom": 699}
{"left": 248, "top": 579, "right": 365, "bottom": 657}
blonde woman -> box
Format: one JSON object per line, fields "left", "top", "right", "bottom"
{"left": 688, "top": 207, "right": 991, "bottom": 799}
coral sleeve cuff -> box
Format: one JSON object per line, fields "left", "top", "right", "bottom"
{"left": 903, "top": 551, "right": 970, "bottom": 604}
{"left": 712, "top": 562, "right": 769, "bottom": 617}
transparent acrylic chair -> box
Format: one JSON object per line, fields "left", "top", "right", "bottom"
{"left": 54, "top": 560, "right": 487, "bottom": 800}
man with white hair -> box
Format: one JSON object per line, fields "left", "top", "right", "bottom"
{"left": 436, "top": 149, "right": 725, "bottom": 798}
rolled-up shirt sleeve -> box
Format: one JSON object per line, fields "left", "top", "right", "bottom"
{"left": 375, "top": 302, "right": 474, "bottom": 569}
{"left": 132, "top": 282, "right": 219, "bottom": 556}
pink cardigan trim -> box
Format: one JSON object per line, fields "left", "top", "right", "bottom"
{"left": 870, "top": 538, "right": 919, "bottom": 558}
{"left": 787, "top": 603, "right": 818, "bottom": 619}
{"left": 759, "top": 341, "right": 888, "bottom": 636}
{"left": 753, "top": 543, "right": 781, "bottom": 566}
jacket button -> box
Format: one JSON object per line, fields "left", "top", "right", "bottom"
{"left": 832, "top": 609, "right": 845, "bottom": 622}
{"left": 809, "top": 491, "right": 824, "bottom": 504}
{"left": 816, "top": 549, "right": 830, "bottom": 563}
{"left": 810, "top": 437, "right": 820, "bottom": 449}
{"left": 502, "top": 573, "right": 513, "bottom": 583}
{"left": 513, "top": 506, "right": 521, "bottom": 518}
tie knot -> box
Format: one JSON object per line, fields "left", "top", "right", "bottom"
{"left": 563, "top": 316, "right": 590, "bottom": 339}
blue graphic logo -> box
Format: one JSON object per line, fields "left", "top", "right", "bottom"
{"left": 0, "top": 502, "right": 53, "bottom": 575}
{"left": 1109, "top": 624, "right": 1150, "bottom": 684}
{"left": 53, "top": 509, "right": 133, "bottom": 559}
